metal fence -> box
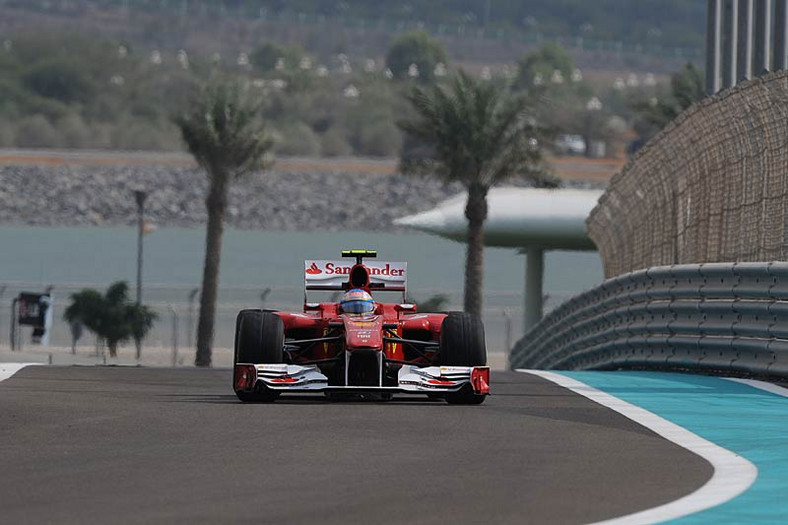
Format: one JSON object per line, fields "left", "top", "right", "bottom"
{"left": 588, "top": 70, "right": 788, "bottom": 278}
{"left": 510, "top": 262, "right": 788, "bottom": 378}
{"left": 4, "top": 282, "right": 575, "bottom": 361}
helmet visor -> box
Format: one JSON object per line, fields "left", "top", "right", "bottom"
{"left": 342, "top": 299, "right": 375, "bottom": 314}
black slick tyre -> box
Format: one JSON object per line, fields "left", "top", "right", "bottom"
{"left": 439, "top": 312, "right": 486, "bottom": 366}
{"left": 233, "top": 310, "right": 284, "bottom": 402}
{"left": 439, "top": 312, "right": 487, "bottom": 405}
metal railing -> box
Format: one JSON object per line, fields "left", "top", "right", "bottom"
{"left": 3, "top": 282, "right": 551, "bottom": 361}
{"left": 510, "top": 262, "right": 788, "bottom": 378}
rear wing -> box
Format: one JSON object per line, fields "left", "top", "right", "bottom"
{"left": 304, "top": 260, "right": 407, "bottom": 300}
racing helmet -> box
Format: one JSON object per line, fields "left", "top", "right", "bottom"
{"left": 340, "top": 288, "right": 375, "bottom": 314}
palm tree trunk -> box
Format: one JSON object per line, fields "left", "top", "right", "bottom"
{"left": 195, "top": 174, "right": 229, "bottom": 367}
{"left": 463, "top": 184, "right": 488, "bottom": 316}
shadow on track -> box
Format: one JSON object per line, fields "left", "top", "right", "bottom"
{"left": 158, "top": 393, "right": 449, "bottom": 405}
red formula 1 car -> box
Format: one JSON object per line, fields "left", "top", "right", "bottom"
{"left": 233, "top": 250, "right": 490, "bottom": 404}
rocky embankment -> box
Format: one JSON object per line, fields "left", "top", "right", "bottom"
{"left": 0, "top": 165, "right": 600, "bottom": 230}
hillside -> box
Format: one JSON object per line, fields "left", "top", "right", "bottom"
{"left": 0, "top": 1, "right": 704, "bottom": 156}
{"left": 1, "top": 0, "right": 705, "bottom": 68}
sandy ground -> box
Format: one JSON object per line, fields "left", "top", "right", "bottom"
{"left": 0, "top": 149, "right": 621, "bottom": 183}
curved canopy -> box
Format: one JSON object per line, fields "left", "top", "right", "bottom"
{"left": 394, "top": 187, "right": 602, "bottom": 250}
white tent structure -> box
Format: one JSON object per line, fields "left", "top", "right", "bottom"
{"left": 394, "top": 187, "right": 603, "bottom": 330}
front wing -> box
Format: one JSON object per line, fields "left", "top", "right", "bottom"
{"left": 234, "top": 363, "right": 491, "bottom": 396}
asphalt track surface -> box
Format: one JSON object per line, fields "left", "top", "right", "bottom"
{"left": 0, "top": 367, "right": 712, "bottom": 524}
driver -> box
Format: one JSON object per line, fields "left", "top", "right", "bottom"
{"left": 339, "top": 288, "right": 375, "bottom": 315}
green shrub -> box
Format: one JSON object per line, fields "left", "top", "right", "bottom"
{"left": 385, "top": 31, "right": 447, "bottom": 83}
{"left": 15, "top": 114, "right": 59, "bottom": 148}
{"left": 320, "top": 128, "right": 352, "bottom": 157}
{"left": 111, "top": 117, "right": 181, "bottom": 151}
{"left": 86, "top": 123, "right": 114, "bottom": 149}
{"left": 22, "top": 58, "right": 96, "bottom": 104}
{"left": 0, "top": 122, "right": 15, "bottom": 147}
{"left": 63, "top": 281, "right": 157, "bottom": 358}
{"left": 273, "top": 121, "right": 321, "bottom": 156}
{"left": 355, "top": 120, "right": 401, "bottom": 157}
{"left": 251, "top": 42, "right": 303, "bottom": 72}
{"left": 56, "top": 113, "right": 91, "bottom": 148}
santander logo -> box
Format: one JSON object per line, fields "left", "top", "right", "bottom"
{"left": 304, "top": 260, "right": 406, "bottom": 281}
{"left": 305, "top": 261, "right": 406, "bottom": 277}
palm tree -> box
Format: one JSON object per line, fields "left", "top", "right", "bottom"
{"left": 176, "top": 80, "right": 273, "bottom": 367}
{"left": 398, "top": 70, "right": 556, "bottom": 315}
{"left": 63, "top": 282, "right": 157, "bottom": 357}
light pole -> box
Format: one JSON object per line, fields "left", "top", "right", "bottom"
{"left": 584, "top": 97, "right": 603, "bottom": 158}
{"left": 134, "top": 190, "right": 147, "bottom": 359}
{"left": 0, "top": 285, "right": 5, "bottom": 347}
{"left": 134, "top": 190, "right": 147, "bottom": 305}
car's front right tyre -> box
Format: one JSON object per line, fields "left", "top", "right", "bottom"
{"left": 233, "top": 310, "right": 284, "bottom": 402}
{"left": 440, "top": 312, "right": 487, "bottom": 405}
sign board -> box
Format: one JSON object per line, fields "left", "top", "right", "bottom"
{"left": 16, "top": 293, "right": 53, "bottom": 346}
{"left": 18, "top": 293, "right": 48, "bottom": 327}
{"left": 304, "top": 260, "right": 407, "bottom": 292}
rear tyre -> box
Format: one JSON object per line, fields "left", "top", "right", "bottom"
{"left": 440, "top": 312, "right": 487, "bottom": 405}
{"left": 233, "top": 310, "right": 284, "bottom": 402}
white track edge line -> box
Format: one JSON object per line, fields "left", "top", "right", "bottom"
{"left": 726, "top": 377, "right": 788, "bottom": 397}
{"left": 0, "top": 363, "right": 41, "bottom": 382}
{"left": 517, "top": 369, "right": 757, "bottom": 525}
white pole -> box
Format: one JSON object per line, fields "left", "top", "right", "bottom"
{"left": 738, "top": 0, "right": 754, "bottom": 80}
{"left": 707, "top": 0, "right": 723, "bottom": 93}
{"left": 723, "top": 0, "right": 739, "bottom": 88}
{"left": 754, "top": 0, "right": 772, "bottom": 73}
